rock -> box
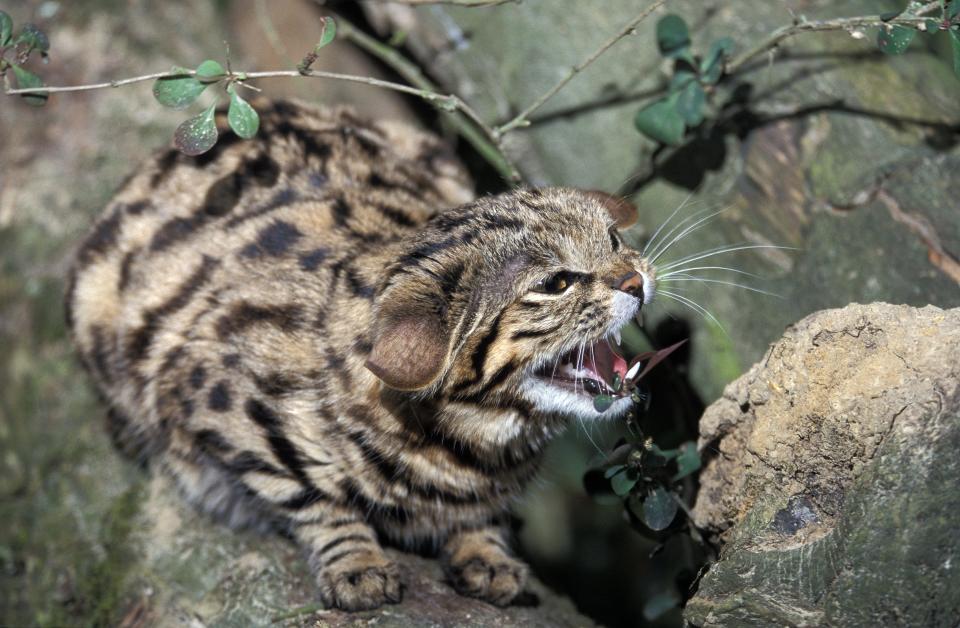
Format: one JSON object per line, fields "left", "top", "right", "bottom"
{"left": 685, "top": 303, "right": 960, "bottom": 627}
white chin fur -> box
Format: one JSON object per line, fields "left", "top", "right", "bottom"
{"left": 519, "top": 377, "right": 633, "bottom": 421}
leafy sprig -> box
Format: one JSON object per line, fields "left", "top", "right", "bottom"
{"left": 0, "top": 11, "right": 50, "bottom": 106}
{"left": 634, "top": 1, "right": 960, "bottom": 147}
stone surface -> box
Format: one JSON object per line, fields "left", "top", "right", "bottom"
{"left": 685, "top": 303, "right": 960, "bottom": 627}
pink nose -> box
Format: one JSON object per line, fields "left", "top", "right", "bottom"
{"left": 615, "top": 271, "right": 643, "bottom": 296}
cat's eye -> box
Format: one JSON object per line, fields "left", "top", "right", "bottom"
{"left": 609, "top": 226, "right": 622, "bottom": 252}
{"left": 531, "top": 271, "right": 573, "bottom": 294}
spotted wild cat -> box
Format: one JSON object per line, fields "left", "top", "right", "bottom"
{"left": 66, "top": 100, "right": 656, "bottom": 610}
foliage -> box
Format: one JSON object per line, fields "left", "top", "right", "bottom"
{"left": 634, "top": 1, "right": 960, "bottom": 146}
{"left": 0, "top": 11, "right": 49, "bottom": 106}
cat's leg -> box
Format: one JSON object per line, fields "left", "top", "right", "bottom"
{"left": 441, "top": 525, "right": 528, "bottom": 606}
{"left": 289, "top": 506, "right": 403, "bottom": 611}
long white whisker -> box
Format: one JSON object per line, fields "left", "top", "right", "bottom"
{"left": 649, "top": 206, "right": 733, "bottom": 265}
{"left": 659, "top": 244, "right": 798, "bottom": 271}
{"left": 644, "top": 203, "right": 722, "bottom": 263}
{"left": 659, "top": 276, "right": 783, "bottom": 298}
{"left": 658, "top": 290, "right": 727, "bottom": 335}
{"left": 658, "top": 265, "right": 763, "bottom": 280}
{"left": 658, "top": 242, "right": 750, "bottom": 269}
{"left": 642, "top": 191, "right": 697, "bottom": 257}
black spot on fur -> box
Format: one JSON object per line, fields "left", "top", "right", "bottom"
{"left": 221, "top": 353, "right": 241, "bottom": 369}
{"left": 195, "top": 428, "right": 234, "bottom": 454}
{"left": 208, "top": 381, "right": 232, "bottom": 411}
{"left": 117, "top": 250, "right": 137, "bottom": 292}
{"left": 241, "top": 221, "right": 303, "bottom": 258}
{"left": 215, "top": 302, "right": 304, "bottom": 340}
{"left": 298, "top": 247, "right": 330, "bottom": 271}
{"left": 189, "top": 365, "right": 206, "bottom": 390}
{"left": 225, "top": 188, "right": 298, "bottom": 229}
{"left": 127, "top": 256, "right": 219, "bottom": 362}
{"left": 76, "top": 204, "right": 124, "bottom": 268}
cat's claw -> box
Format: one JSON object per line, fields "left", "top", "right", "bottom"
{"left": 444, "top": 544, "right": 529, "bottom": 606}
{"left": 317, "top": 552, "right": 403, "bottom": 611}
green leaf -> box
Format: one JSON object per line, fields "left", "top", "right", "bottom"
{"left": 951, "top": 29, "right": 960, "bottom": 78}
{"left": 603, "top": 464, "right": 626, "bottom": 480}
{"left": 11, "top": 65, "right": 47, "bottom": 106}
{"left": 656, "top": 14, "right": 690, "bottom": 58}
{"left": 926, "top": 19, "right": 942, "bottom": 33}
{"left": 14, "top": 23, "right": 49, "bottom": 54}
{"left": 153, "top": 67, "right": 207, "bottom": 109}
{"left": 641, "top": 487, "right": 679, "bottom": 530}
{"left": 227, "top": 89, "right": 260, "bottom": 139}
{"left": 634, "top": 95, "right": 685, "bottom": 146}
{"left": 877, "top": 25, "right": 916, "bottom": 55}
{"left": 0, "top": 10, "right": 13, "bottom": 47}
{"left": 195, "top": 59, "right": 226, "bottom": 83}
{"left": 701, "top": 36, "right": 734, "bottom": 84}
{"left": 593, "top": 394, "right": 615, "bottom": 413}
{"left": 668, "top": 69, "right": 696, "bottom": 94}
{"left": 676, "top": 81, "right": 706, "bottom": 126}
{"left": 611, "top": 470, "right": 638, "bottom": 497}
{"left": 672, "top": 441, "right": 702, "bottom": 481}
{"left": 174, "top": 103, "right": 219, "bottom": 156}
{"left": 315, "top": 16, "right": 337, "bottom": 50}
{"left": 950, "top": 0, "right": 960, "bottom": 20}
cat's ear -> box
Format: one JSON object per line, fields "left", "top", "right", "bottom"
{"left": 366, "top": 289, "right": 450, "bottom": 391}
{"left": 585, "top": 190, "right": 638, "bottom": 229}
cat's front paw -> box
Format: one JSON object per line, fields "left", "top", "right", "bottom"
{"left": 443, "top": 538, "right": 529, "bottom": 606}
{"left": 316, "top": 550, "right": 403, "bottom": 611}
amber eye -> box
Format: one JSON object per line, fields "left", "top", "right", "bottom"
{"left": 531, "top": 271, "right": 573, "bottom": 294}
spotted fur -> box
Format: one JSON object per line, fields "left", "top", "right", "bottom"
{"left": 66, "top": 100, "right": 656, "bottom": 610}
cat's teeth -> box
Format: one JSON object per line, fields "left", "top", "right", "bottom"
{"left": 613, "top": 329, "right": 622, "bottom": 346}
{"left": 625, "top": 361, "right": 641, "bottom": 381}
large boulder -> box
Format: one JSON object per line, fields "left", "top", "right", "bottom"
{"left": 686, "top": 303, "right": 960, "bottom": 627}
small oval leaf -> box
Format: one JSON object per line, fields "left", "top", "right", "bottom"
{"left": 1, "top": 10, "right": 13, "bottom": 47}
{"left": 11, "top": 65, "right": 48, "bottom": 106}
{"left": 611, "top": 470, "right": 638, "bottom": 497}
{"left": 676, "top": 82, "right": 705, "bottom": 126}
{"left": 634, "top": 95, "right": 685, "bottom": 146}
{"left": 877, "top": 25, "right": 916, "bottom": 55}
{"left": 195, "top": 59, "right": 225, "bottom": 83}
{"left": 315, "top": 16, "right": 337, "bottom": 50}
{"left": 228, "top": 90, "right": 260, "bottom": 139}
{"left": 656, "top": 14, "right": 690, "bottom": 58}
{"left": 153, "top": 67, "right": 206, "bottom": 109}
{"left": 174, "top": 104, "right": 219, "bottom": 156}
{"left": 641, "top": 487, "right": 679, "bottom": 531}
{"left": 672, "top": 441, "right": 702, "bottom": 481}
{"left": 15, "top": 23, "right": 49, "bottom": 53}
{"left": 593, "top": 394, "right": 615, "bottom": 413}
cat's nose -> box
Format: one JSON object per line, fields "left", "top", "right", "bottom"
{"left": 614, "top": 271, "right": 643, "bottom": 296}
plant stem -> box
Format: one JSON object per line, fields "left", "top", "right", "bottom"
{"left": 726, "top": 3, "right": 942, "bottom": 74}
{"left": 493, "top": 0, "right": 666, "bottom": 137}
{"left": 362, "top": 0, "right": 517, "bottom": 5}
{"left": 334, "top": 14, "right": 523, "bottom": 183}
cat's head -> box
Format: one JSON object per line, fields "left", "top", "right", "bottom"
{"left": 366, "top": 188, "right": 655, "bottom": 422}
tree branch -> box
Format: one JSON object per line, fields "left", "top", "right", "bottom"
{"left": 333, "top": 14, "right": 522, "bottom": 183}
{"left": 361, "top": 0, "right": 517, "bottom": 5}
{"left": 726, "top": 2, "right": 943, "bottom": 75}
{"left": 493, "top": 0, "right": 666, "bottom": 137}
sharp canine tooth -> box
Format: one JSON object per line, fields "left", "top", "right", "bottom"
{"left": 613, "top": 329, "right": 622, "bottom": 345}
{"left": 625, "top": 361, "right": 641, "bottom": 380}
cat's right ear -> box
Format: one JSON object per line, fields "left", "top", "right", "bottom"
{"left": 365, "top": 292, "right": 450, "bottom": 391}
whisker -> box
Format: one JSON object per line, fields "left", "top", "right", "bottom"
{"left": 642, "top": 191, "right": 698, "bottom": 257}
{"left": 644, "top": 203, "right": 721, "bottom": 263}
{"left": 649, "top": 206, "right": 733, "bottom": 265}
{"left": 659, "top": 244, "right": 798, "bottom": 272}
{"left": 658, "top": 289, "right": 728, "bottom": 335}
{"left": 658, "top": 265, "right": 763, "bottom": 280}
{"left": 659, "top": 276, "right": 783, "bottom": 298}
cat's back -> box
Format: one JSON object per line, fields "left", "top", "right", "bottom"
{"left": 66, "top": 100, "right": 472, "bottom": 439}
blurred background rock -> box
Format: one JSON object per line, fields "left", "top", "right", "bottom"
{"left": 1, "top": 0, "right": 958, "bottom": 626}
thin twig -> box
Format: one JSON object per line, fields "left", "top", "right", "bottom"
{"left": 726, "top": 2, "right": 943, "bottom": 74}
{"left": 494, "top": 0, "right": 666, "bottom": 137}
{"left": 361, "top": 0, "right": 517, "bottom": 6}
{"left": 333, "top": 13, "right": 522, "bottom": 182}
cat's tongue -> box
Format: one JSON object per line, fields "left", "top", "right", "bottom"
{"left": 584, "top": 340, "right": 628, "bottom": 391}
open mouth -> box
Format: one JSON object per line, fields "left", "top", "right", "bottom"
{"left": 532, "top": 331, "right": 630, "bottom": 398}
